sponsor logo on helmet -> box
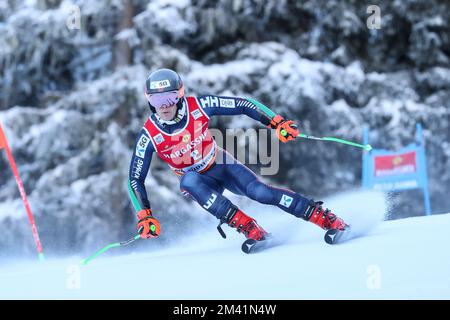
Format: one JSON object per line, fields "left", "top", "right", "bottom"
{"left": 136, "top": 135, "right": 150, "bottom": 158}
{"left": 150, "top": 80, "right": 171, "bottom": 90}
{"left": 154, "top": 133, "right": 165, "bottom": 145}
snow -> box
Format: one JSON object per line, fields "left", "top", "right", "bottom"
{"left": 135, "top": 0, "right": 195, "bottom": 41}
{"left": 189, "top": 59, "right": 267, "bottom": 86}
{"left": 0, "top": 190, "right": 449, "bottom": 299}
{"left": 0, "top": 199, "right": 24, "bottom": 220}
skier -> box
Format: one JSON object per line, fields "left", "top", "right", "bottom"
{"left": 128, "top": 68, "right": 348, "bottom": 247}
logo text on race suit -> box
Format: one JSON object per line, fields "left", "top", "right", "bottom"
{"left": 190, "top": 149, "right": 201, "bottom": 161}
{"left": 182, "top": 134, "right": 190, "bottom": 143}
{"left": 199, "top": 96, "right": 236, "bottom": 108}
{"left": 199, "top": 96, "right": 219, "bottom": 108}
{"left": 203, "top": 193, "right": 217, "bottom": 209}
{"left": 171, "top": 144, "right": 217, "bottom": 175}
{"left": 154, "top": 133, "right": 165, "bottom": 145}
{"left": 163, "top": 131, "right": 210, "bottom": 164}
{"left": 279, "top": 194, "right": 293, "bottom": 208}
{"left": 191, "top": 109, "right": 202, "bottom": 120}
{"left": 199, "top": 96, "right": 236, "bottom": 109}
{"left": 219, "top": 98, "right": 236, "bottom": 108}
{"left": 150, "top": 80, "right": 171, "bottom": 90}
{"left": 136, "top": 135, "right": 150, "bottom": 158}
{"left": 133, "top": 158, "right": 145, "bottom": 179}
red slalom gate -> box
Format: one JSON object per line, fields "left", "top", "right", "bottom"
{"left": 0, "top": 124, "right": 45, "bottom": 261}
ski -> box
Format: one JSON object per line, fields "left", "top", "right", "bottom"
{"left": 241, "top": 234, "right": 275, "bottom": 254}
{"left": 324, "top": 226, "right": 353, "bottom": 245}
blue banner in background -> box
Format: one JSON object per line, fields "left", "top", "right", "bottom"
{"left": 362, "top": 123, "right": 432, "bottom": 215}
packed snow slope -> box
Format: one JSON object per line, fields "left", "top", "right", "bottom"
{"left": 0, "top": 191, "right": 449, "bottom": 299}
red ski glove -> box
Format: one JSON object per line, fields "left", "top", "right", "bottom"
{"left": 137, "top": 209, "right": 160, "bottom": 239}
{"left": 268, "top": 115, "right": 300, "bottom": 143}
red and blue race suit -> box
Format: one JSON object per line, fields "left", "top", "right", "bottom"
{"left": 128, "top": 95, "right": 311, "bottom": 220}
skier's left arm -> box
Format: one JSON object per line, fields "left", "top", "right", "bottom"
{"left": 197, "top": 95, "right": 272, "bottom": 126}
{"left": 197, "top": 95, "right": 299, "bottom": 143}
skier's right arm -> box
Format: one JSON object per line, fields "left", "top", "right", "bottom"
{"left": 128, "top": 129, "right": 154, "bottom": 212}
{"left": 128, "top": 129, "right": 161, "bottom": 239}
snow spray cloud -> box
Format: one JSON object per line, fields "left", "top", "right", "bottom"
{"left": 325, "top": 189, "right": 387, "bottom": 237}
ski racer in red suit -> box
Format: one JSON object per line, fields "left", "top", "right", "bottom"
{"left": 128, "top": 69, "right": 348, "bottom": 246}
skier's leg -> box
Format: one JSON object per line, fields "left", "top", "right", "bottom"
{"left": 223, "top": 160, "right": 311, "bottom": 219}
{"left": 180, "top": 168, "right": 268, "bottom": 241}
{"left": 223, "top": 161, "right": 348, "bottom": 230}
{"left": 179, "top": 171, "right": 231, "bottom": 219}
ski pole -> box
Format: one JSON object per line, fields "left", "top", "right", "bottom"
{"left": 81, "top": 227, "right": 143, "bottom": 266}
{"left": 246, "top": 98, "right": 372, "bottom": 151}
{"left": 294, "top": 133, "right": 372, "bottom": 151}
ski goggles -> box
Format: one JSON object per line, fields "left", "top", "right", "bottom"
{"left": 146, "top": 90, "right": 180, "bottom": 109}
